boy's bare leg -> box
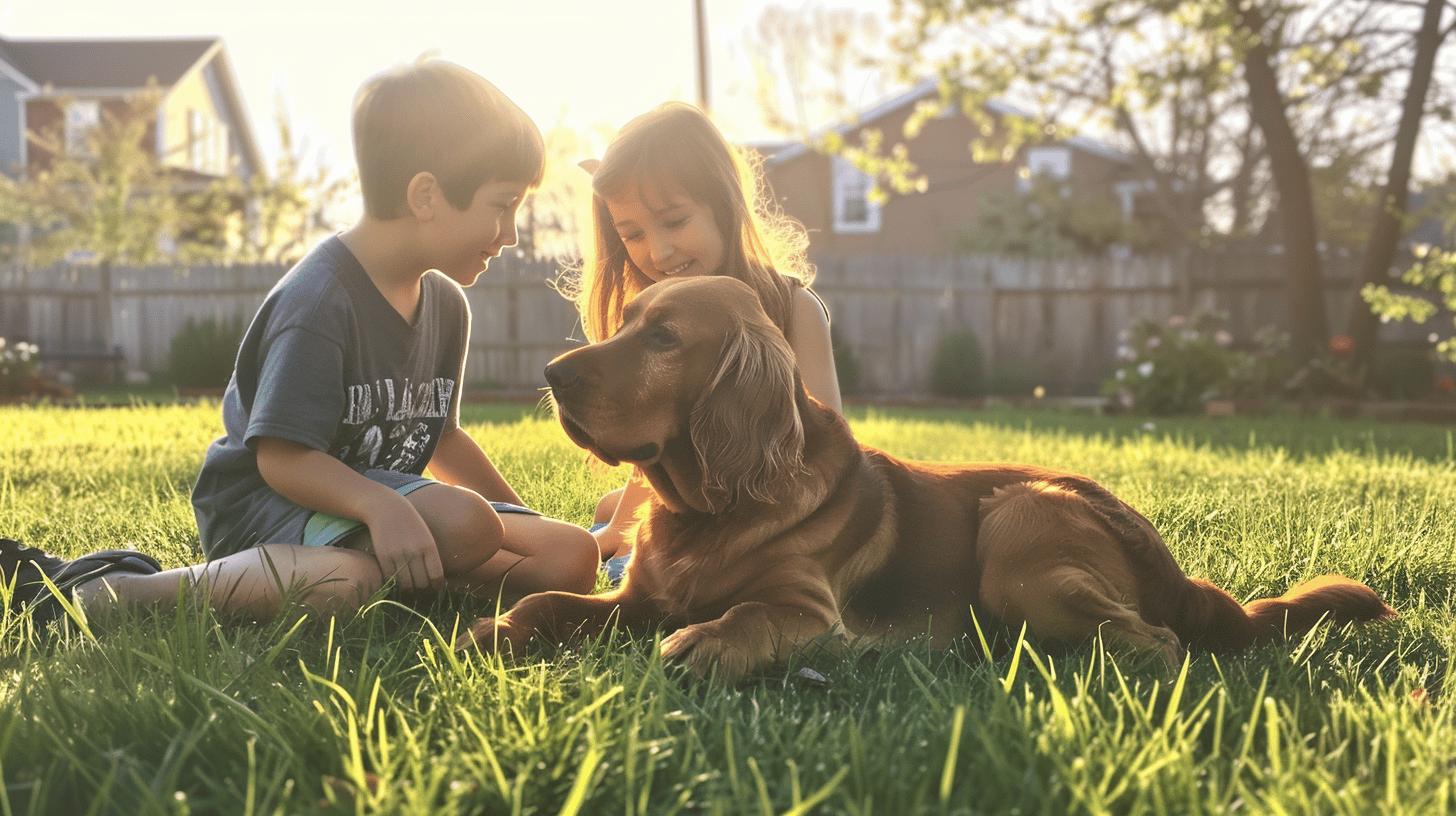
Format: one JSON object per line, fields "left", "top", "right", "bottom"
{"left": 453, "top": 514, "right": 600, "bottom": 601}
{"left": 69, "top": 483, "right": 502, "bottom": 620}
{"left": 65, "top": 482, "right": 546, "bottom": 620}
{"left": 72, "top": 543, "right": 385, "bottom": 619}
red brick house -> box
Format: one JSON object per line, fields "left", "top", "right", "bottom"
{"left": 750, "top": 79, "right": 1148, "bottom": 256}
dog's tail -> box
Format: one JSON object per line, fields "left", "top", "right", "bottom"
{"left": 1042, "top": 475, "right": 1395, "bottom": 653}
{"left": 1171, "top": 574, "right": 1395, "bottom": 652}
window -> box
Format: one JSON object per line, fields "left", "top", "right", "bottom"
{"left": 1019, "top": 146, "right": 1071, "bottom": 192}
{"left": 187, "top": 110, "right": 231, "bottom": 174}
{"left": 188, "top": 109, "right": 203, "bottom": 170}
{"left": 64, "top": 101, "right": 101, "bottom": 155}
{"left": 832, "top": 156, "right": 881, "bottom": 233}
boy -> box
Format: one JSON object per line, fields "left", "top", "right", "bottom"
{"left": 2, "top": 60, "right": 599, "bottom": 625}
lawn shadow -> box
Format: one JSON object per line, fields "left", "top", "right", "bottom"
{"left": 849, "top": 404, "right": 1456, "bottom": 463}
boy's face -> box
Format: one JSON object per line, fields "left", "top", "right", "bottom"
{"left": 427, "top": 179, "right": 529, "bottom": 286}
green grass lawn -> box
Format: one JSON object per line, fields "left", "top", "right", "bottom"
{"left": 1, "top": 403, "right": 1453, "bottom": 814}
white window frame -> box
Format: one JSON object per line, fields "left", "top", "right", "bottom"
{"left": 1019, "top": 146, "right": 1072, "bottom": 192}
{"left": 188, "top": 109, "right": 203, "bottom": 170}
{"left": 64, "top": 100, "right": 101, "bottom": 156}
{"left": 831, "top": 156, "right": 881, "bottom": 234}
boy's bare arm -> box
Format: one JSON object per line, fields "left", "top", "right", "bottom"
{"left": 426, "top": 427, "right": 525, "bottom": 506}
{"left": 254, "top": 437, "right": 445, "bottom": 592}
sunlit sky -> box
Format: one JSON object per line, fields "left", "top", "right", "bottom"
{"left": 0, "top": 0, "right": 882, "bottom": 183}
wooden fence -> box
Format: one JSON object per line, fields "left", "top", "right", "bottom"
{"left": 0, "top": 252, "right": 1392, "bottom": 395}
{"left": 812, "top": 252, "right": 1367, "bottom": 393}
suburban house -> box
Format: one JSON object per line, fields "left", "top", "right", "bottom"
{"left": 0, "top": 34, "right": 261, "bottom": 185}
{"left": 750, "top": 79, "right": 1148, "bottom": 257}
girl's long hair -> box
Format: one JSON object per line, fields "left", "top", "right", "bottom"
{"left": 563, "top": 103, "right": 813, "bottom": 343}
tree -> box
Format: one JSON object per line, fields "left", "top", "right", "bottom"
{"left": 236, "top": 102, "right": 352, "bottom": 265}
{"left": 516, "top": 121, "right": 607, "bottom": 264}
{"left": 184, "top": 99, "right": 352, "bottom": 266}
{"left": 1347, "top": 0, "right": 1453, "bottom": 372}
{"left": 0, "top": 88, "right": 189, "bottom": 360}
{"left": 762, "top": 0, "right": 1456, "bottom": 363}
{"left": 749, "top": 5, "right": 888, "bottom": 142}
{"left": 0, "top": 91, "right": 351, "bottom": 366}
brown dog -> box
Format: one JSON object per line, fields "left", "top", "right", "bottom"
{"left": 457, "top": 276, "right": 1393, "bottom": 680}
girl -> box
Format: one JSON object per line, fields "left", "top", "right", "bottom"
{"left": 564, "top": 102, "right": 843, "bottom": 578}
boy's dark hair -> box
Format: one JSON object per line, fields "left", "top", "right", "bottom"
{"left": 352, "top": 59, "right": 544, "bottom": 219}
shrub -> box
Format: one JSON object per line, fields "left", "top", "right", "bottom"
{"left": 169, "top": 316, "right": 244, "bottom": 388}
{"left": 1369, "top": 345, "right": 1436, "bottom": 400}
{"left": 988, "top": 358, "right": 1047, "bottom": 396}
{"left": 1103, "top": 312, "right": 1240, "bottom": 414}
{"left": 930, "top": 330, "right": 986, "bottom": 398}
{"left": 1222, "top": 326, "right": 1294, "bottom": 400}
{"left": 0, "top": 338, "right": 40, "bottom": 396}
{"left": 831, "top": 328, "right": 861, "bottom": 395}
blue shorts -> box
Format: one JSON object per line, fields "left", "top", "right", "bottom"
{"left": 302, "top": 477, "right": 540, "bottom": 547}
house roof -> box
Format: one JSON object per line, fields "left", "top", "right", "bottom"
{"left": 0, "top": 36, "right": 217, "bottom": 90}
{"left": 0, "top": 35, "right": 262, "bottom": 177}
{"left": 758, "top": 78, "right": 1132, "bottom": 167}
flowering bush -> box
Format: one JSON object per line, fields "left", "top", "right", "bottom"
{"left": 1284, "top": 334, "right": 1372, "bottom": 400}
{"left": 1103, "top": 312, "right": 1240, "bottom": 414}
{"left": 1103, "top": 312, "right": 1296, "bottom": 414}
{"left": 0, "top": 337, "right": 41, "bottom": 396}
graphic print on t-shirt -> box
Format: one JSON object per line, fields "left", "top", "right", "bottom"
{"left": 334, "top": 376, "right": 455, "bottom": 470}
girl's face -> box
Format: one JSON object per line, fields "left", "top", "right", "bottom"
{"left": 604, "top": 182, "right": 726, "bottom": 284}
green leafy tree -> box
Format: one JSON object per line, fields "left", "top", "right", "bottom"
{"left": 760, "top": 1, "right": 1455, "bottom": 364}
{"left": 1362, "top": 242, "right": 1456, "bottom": 363}
{"left": 0, "top": 88, "right": 196, "bottom": 357}
{"left": 184, "top": 100, "right": 352, "bottom": 266}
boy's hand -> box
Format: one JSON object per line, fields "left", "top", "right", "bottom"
{"left": 365, "top": 499, "right": 445, "bottom": 593}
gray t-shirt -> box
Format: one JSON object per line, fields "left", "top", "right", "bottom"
{"left": 191, "top": 236, "right": 470, "bottom": 558}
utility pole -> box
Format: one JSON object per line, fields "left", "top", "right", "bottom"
{"left": 694, "top": 0, "right": 710, "bottom": 111}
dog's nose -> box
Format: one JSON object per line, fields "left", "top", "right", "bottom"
{"left": 544, "top": 357, "right": 583, "bottom": 393}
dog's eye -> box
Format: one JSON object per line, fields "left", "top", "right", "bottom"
{"left": 646, "top": 325, "right": 679, "bottom": 349}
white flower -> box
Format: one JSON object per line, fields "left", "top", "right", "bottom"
{"left": 0, "top": 337, "right": 7, "bottom": 351}
{"left": 1431, "top": 333, "right": 1441, "bottom": 344}
{"left": 1117, "top": 345, "right": 1135, "bottom": 360}
{"left": 1146, "top": 336, "right": 1162, "bottom": 349}
{"left": 1137, "top": 361, "right": 1155, "bottom": 377}
{"left": 1215, "top": 330, "right": 1233, "bottom": 347}
{"left": 1115, "top": 369, "right": 1127, "bottom": 381}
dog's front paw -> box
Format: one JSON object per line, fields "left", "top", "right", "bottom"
{"left": 455, "top": 615, "right": 526, "bottom": 655}
{"left": 660, "top": 624, "right": 757, "bottom": 683}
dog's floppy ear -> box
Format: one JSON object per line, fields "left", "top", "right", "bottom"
{"left": 689, "top": 318, "right": 805, "bottom": 511}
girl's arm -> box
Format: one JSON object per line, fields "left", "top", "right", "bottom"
{"left": 594, "top": 469, "right": 652, "bottom": 557}
{"left": 787, "top": 287, "right": 843, "bottom": 413}
{"left": 426, "top": 426, "right": 526, "bottom": 506}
